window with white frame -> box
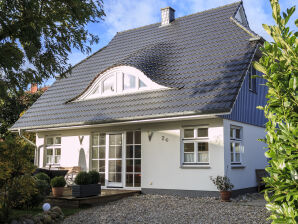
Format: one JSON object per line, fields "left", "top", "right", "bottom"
{"left": 126, "top": 131, "right": 141, "bottom": 187}
{"left": 230, "top": 126, "right": 243, "bottom": 164}
{"left": 248, "top": 65, "right": 257, "bottom": 93}
{"left": 182, "top": 127, "right": 209, "bottom": 165}
{"left": 91, "top": 133, "right": 106, "bottom": 186}
{"left": 76, "top": 66, "right": 167, "bottom": 101}
{"left": 45, "top": 136, "right": 61, "bottom": 165}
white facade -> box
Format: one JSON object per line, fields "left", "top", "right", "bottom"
{"left": 223, "top": 119, "right": 267, "bottom": 190}
{"left": 35, "top": 118, "right": 267, "bottom": 193}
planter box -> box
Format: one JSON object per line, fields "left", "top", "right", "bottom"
{"left": 72, "top": 184, "right": 101, "bottom": 198}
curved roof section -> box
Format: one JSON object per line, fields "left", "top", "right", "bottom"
{"left": 11, "top": 1, "right": 260, "bottom": 130}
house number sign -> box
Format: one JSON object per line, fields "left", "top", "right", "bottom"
{"left": 161, "top": 136, "right": 169, "bottom": 142}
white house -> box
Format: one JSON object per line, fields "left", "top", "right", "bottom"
{"left": 11, "top": 2, "right": 268, "bottom": 196}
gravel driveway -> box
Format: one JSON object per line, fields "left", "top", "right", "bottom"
{"left": 63, "top": 194, "right": 270, "bottom": 224}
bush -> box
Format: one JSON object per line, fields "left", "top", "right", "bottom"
{"left": 74, "top": 172, "right": 91, "bottom": 185}
{"left": 7, "top": 175, "right": 37, "bottom": 209}
{"left": 253, "top": 1, "right": 298, "bottom": 222}
{"left": 210, "top": 176, "right": 234, "bottom": 191}
{"left": 35, "top": 172, "right": 50, "bottom": 184}
{"left": 89, "top": 171, "right": 100, "bottom": 184}
{"left": 6, "top": 175, "right": 50, "bottom": 209}
{"left": 51, "top": 176, "right": 66, "bottom": 188}
{"left": 29, "top": 179, "right": 51, "bottom": 208}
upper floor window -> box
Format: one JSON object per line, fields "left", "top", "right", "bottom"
{"left": 76, "top": 66, "right": 166, "bottom": 101}
{"left": 181, "top": 127, "right": 209, "bottom": 165}
{"left": 248, "top": 65, "right": 257, "bottom": 93}
{"left": 45, "top": 136, "right": 61, "bottom": 166}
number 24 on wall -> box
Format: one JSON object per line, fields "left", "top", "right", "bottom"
{"left": 161, "top": 136, "right": 169, "bottom": 142}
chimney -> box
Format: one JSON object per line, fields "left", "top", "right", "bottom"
{"left": 161, "top": 7, "right": 175, "bottom": 26}
{"left": 30, "top": 83, "right": 38, "bottom": 93}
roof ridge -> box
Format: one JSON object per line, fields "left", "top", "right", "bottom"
{"left": 117, "top": 1, "right": 242, "bottom": 34}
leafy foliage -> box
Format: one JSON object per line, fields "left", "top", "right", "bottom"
{"left": 74, "top": 171, "right": 92, "bottom": 185}
{"left": 0, "top": 134, "right": 36, "bottom": 219}
{"left": 0, "top": 0, "right": 105, "bottom": 99}
{"left": 35, "top": 172, "right": 50, "bottom": 184}
{"left": 210, "top": 176, "right": 234, "bottom": 191}
{"left": 89, "top": 170, "right": 100, "bottom": 184}
{"left": 0, "top": 89, "right": 44, "bottom": 138}
{"left": 50, "top": 176, "right": 66, "bottom": 188}
{"left": 253, "top": 0, "right": 298, "bottom": 223}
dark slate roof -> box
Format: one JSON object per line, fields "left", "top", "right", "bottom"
{"left": 11, "top": 1, "right": 259, "bottom": 130}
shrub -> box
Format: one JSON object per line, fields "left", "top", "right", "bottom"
{"left": 35, "top": 172, "right": 50, "bottom": 184}
{"left": 28, "top": 179, "right": 51, "bottom": 208}
{"left": 74, "top": 172, "right": 91, "bottom": 185}
{"left": 89, "top": 171, "right": 100, "bottom": 184}
{"left": 50, "top": 176, "right": 66, "bottom": 188}
{"left": 210, "top": 176, "right": 234, "bottom": 191}
{"left": 7, "top": 175, "right": 37, "bottom": 209}
{"left": 253, "top": 1, "right": 298, "bottom": 222}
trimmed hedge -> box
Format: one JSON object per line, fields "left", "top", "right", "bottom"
{"left": 51, "top": 176, "right": 66, "bottom": 188}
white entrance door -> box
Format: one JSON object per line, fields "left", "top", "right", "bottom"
{"left": 106, "top": 133, "right": 123, "bottom": 187}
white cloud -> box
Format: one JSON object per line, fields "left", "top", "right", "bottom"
{"left": 103, "top": 0, "right": 168, "bottom": 37}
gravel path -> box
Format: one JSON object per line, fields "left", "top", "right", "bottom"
{"left": 63, "top": 194, "right": 270, "bottom": 224}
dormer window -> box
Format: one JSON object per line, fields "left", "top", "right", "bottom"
{"left": 103, "top": 75, "right": 116, "bottom": 94}
{"left": 123, "top": 74, "right": 136, "bottom": 90}
{"left": 76, "top": 66, "right": 166, "bottom": 101}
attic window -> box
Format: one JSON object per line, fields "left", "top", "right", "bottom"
{"left": 76, "top": 66, "right": 166, "bottom": 101}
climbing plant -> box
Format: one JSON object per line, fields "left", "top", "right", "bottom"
{"left": 253, "top": 0, "right": 297, "bottom": 223}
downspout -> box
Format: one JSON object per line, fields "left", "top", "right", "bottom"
{"left": 18, "top": 128, "right": 38, "bottom": 167}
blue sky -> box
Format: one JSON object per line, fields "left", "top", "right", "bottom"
{"left": 44, "top": 0, "right": 297, "bottom": 86}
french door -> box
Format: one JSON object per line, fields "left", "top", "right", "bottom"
{"left": 91, "top": 131, "right": 141, "bottom": 188}
{"left": 106, "top": 133, "right": 123, "bottom": 187}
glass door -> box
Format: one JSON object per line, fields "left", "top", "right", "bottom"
{"left": 107, "top": 133, "right": 123, "bottom": 187}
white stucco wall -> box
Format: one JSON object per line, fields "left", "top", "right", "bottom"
{"left": 35, "top": 118, "right": 225, "bottom": 191}
{"left": 35, "top": 118, "right": 267, "bottom": 192}
{"left": 141, "top": 119, "right": 224, "bottom": 191}
{"left": 223, "top": 119, "right": 267, "bottom": 190}
{"left": 36, "top": 130, "right": 90, "bottom": 171}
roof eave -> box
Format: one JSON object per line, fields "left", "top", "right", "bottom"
{"left": 10, "top": 110, "right": 231, "bottom": 132}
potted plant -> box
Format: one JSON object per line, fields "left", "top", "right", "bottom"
{"left": 50, "top": 176, "right": 66, "bottom": 197}
{"left": 72, "top": 171, "right": 101, "bottom": 198}
{"left": 210, "top": 176, "right": 234, "bottom": 202}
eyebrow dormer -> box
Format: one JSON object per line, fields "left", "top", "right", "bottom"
{"left": 75, "top": 66, "right": 168, "bottom": 101}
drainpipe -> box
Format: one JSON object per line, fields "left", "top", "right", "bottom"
{"left": 18, "top": 128, "right": 38, "bottom": 167}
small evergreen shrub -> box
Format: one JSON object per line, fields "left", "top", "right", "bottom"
{"left": 35, "top": 172, "right": 50, "bottom": 184}
{"left": 89, "top": 171, "right": 100, "bottom": 184}
{"left": 50, "top": 176, "right": 66, "bottom": 188}
{"left": 74, "top": 171, "right": 91, "bottom": 185}
{"left": 210, "top": 176, "right": 234, "bottom": 191}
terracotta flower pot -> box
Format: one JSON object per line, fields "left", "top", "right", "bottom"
{"left": 52, "top": 187, "right": 64, "bottom": 197}
{"left": 220, "top": 191, "right": 231, "bottom": 202}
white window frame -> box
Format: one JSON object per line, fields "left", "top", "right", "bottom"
{"left": 45, "top": 136, "right": 61, "bottom": 166}
{"left": 181, "top": 127, "right": 209, "bottom": 166}
{"left": 230, "top": 125, "right": 243, "bottom": 165}
{"left": 102, "top": 74, "right": 117, "bottom": 95}
{"left": 76, "top": 66, "right": 168, "bottom": 101}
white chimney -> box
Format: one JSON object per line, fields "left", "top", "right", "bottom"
{"left": 161, "top": 7, "right": 175, "bottom": 26}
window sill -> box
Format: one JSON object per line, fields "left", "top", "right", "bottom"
{"left": 180, "top": 164, "right": 211, "bottom": 169}
{"left": 231, "top": 164, "right": 246, "bottom": 169}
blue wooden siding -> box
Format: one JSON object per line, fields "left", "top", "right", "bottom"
{"left": 221, "top": 70, "right": 267, "bottom": 127}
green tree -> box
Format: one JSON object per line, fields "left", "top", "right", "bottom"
{"left": 0, "top": 89, "right": 43, "bottom": 137}
{"left": 253, "top": 0, "right": 298, "bottom": 223}
{"left": 0, "top": 0, "right": 105, "bottom": 99}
